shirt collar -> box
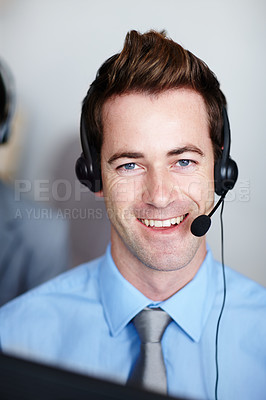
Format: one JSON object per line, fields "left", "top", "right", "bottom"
{"left": 99, "top": 244, "right": 151, "bottom": 337}
{"left": 160, "top": 247, "right": 218, "bottom": 342}
{"left": 99, "top": 244, "right": 218, "bottom": 342}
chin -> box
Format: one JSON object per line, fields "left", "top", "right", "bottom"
{"left": 130, "top": 234, "right": 203, "bottom": 272}
{"left": 134, "top": 249, "right": 192, "bottom": 272}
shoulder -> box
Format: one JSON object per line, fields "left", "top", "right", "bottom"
{"left": 205, "top": 247, "right": 266, "bottom": 309}
{"left": 0, "top": 255, "right": 103, "bottom": 323}
{"left": 0, "top": 255, "right": 106, "bottom": 359}
{"left": 212, "top": 266, "right": 266, "bottom": 391}
{"left": 208, "top": 249, "right": 266, "bottom": 334}
{"left": 224, "top": 265, "right": 266, "bottom": 308}
{"left": 218, "top": 266, "right": 266, "bottom": 355}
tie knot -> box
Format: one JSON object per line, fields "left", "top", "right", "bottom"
{"left": 132, "top": 308, "right": 171, "bottom": 343}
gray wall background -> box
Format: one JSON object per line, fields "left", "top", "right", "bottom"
{"left": 0, "top": 0, "right": 265, "bottom": 286}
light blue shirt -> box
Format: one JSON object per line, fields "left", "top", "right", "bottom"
{"left": 0, "top": 244, "right": 266, "bottom": 399}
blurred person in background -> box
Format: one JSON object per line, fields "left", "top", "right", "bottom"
{"left": 0, "top": 58, "right": 70, "bottom": 306}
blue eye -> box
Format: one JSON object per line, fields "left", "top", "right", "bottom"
{"left": 123, "top": 163, "right": 136, "bottom": 170}
{"left": 117, "top": 162, "right": 143, "bottom": 175}
{"left": 178, "top": 159, "right": 191, "bottom": 167}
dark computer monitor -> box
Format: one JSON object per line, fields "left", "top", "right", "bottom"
{"left": 0, "top": 353, "right": 188, "bottom": 400}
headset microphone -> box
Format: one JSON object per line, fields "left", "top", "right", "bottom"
{"left": 190, "top": 192, "right": 227, "bottom": 237}
{"left": 190, "top": 107, "right": 238, "bottom": 237}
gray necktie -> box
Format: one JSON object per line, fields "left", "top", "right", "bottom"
{"left": 128, "top": 307, "right": 171, "bottom": 394}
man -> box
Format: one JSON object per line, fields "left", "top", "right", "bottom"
{"left": 0, "top": 58, "right": 70, "bottom": 305}
{"left": 0, "top": 31, "right": 265, "bottom": 400}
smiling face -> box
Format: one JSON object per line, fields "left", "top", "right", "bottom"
{"left": 100, "top": 89, "right": 214, "bottom": 277}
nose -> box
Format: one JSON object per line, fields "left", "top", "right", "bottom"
{"left": 142, "top": 168, "right": 178, "bottom": 208}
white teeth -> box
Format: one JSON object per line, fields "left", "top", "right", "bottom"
{"left": 155, "top": 220, "right": 163, "bottom": 227}
{"left": 140, "top": 214, "right": 187, "bottom": 228}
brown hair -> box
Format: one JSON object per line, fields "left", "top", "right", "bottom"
{"left": 81, "top": 30, "right": 226, "bottom": 162}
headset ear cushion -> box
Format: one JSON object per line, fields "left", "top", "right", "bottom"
{"left": 226, "top": 158, "right": 238, "bottom": 190}
{"left": 214, "top": 159, "right": 223, "bottom": 196}
{"left": 215, "top": 158, "right": 238, "bottom": 196}
{"left": 75, "top": 154, "right": 102, "bottom": 193}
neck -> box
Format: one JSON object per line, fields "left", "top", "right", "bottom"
{"left": 111, "top": 237, "right": 207, "bottom": 301}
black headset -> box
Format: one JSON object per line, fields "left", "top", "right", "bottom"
{"left": 0, "top": 59, "right": 15, "bottom": 144}
{"left": 75, "top": 109, "right": 102, "bottom": 193}
{"left": 214, "top": 107, "right": 238, "bottom": 196}
{"left": 76, "top": 99, "right": 238, "bottom": 197}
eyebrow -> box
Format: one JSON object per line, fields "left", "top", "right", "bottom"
{"left": 167, "top": 145, "right": 204, "bottom": 158}
{"left": 108, "top": 152, "right": 144, "bottom": 164}
{"left": 107, "top": 145, "right": 204, "bottom": 164}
